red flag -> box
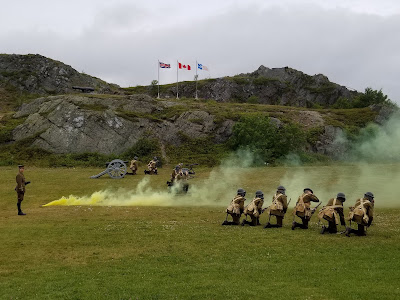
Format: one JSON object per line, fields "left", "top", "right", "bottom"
{"left": 178, "top": 62, "right": 191, "bottom": 70}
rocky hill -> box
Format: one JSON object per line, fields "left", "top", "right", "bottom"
{"left": 0, "top": 54, "right": 119, "bottom": 96}
{"left": 126, "top": 65, "right": 359, "bottom": 107}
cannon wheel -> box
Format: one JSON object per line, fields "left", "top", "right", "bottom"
{"left": 106, "top": 159, "right": 127, "bottom": 179}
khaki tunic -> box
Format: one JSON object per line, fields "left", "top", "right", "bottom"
{"left": 226, "top": 195, "right": 246, "bottom": 215}
{"left": 293, "top": 193, "right": 319, "bottom": 218}
{"left": 269, "top": 193, "right": 288, "bottom": 217}
{"left": 348, "top": 198, "right": 374, "bottom": 226}
{"left": 147, "top": 160, "right": 157, "bottom": 172}
{"left": 244, "top": 197, "right": 264, "bottom": 218}
{"left": 130, "top": 160, "right": 138, "bottom": 171}
{"left": 16, "top": 171, "right": 26, "bottom": 202}
{"left": 318, "top": 198, "right": 345, "bottom": 225}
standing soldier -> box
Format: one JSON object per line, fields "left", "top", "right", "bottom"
{"left": 345, "top": 192, "right": 374, "bottom": 237}
{"left": 146, "top": 157, "right": 158, "bottom": 175}
{"left": 242, "top": 191, "right": 264, "bottom": 226}
{"left": 222, "top": 189, "right": 247, "bottom": 226}
{"left": 130, "top": 156, "right": 138, "bottom": 175}
{"left": 15, "top": 165, "right": 29, "bottom": 216}
{"left": 264, "top": 186, "right": 288, "bottom": 228}
{"left": 292, "top": 188, "right": 320, "bottom": 230}
{"left": 318, "top": 193, "right": 346, "bottom": 234}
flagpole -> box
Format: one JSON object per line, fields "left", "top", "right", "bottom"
{"left": 176, "top": 60, "right": 179, "bottom": 99}
{"left": 195, "top": 60, "right": 198, "bottom": 99}
{"left": 157, "top": 60, "right": 160, "bottom": 99}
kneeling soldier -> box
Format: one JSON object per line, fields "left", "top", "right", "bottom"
{"left": 146, "top": 157, "right": 158, "bottom": 175}
{"left": 318, "top": 193, "right": 346, "bottom": 234}
{"left": 345, "top": 192, "right": 374, "bottom": 237}
{"left": 222, "top": 189, "right": 247, "bottom": 225}
{"left": 292, "top": 188, "right": 320, "bottom": 230}
{"left": 265, "top": 186, "right": 288, "bottom": 228}
{"left": 242, "top": 191, "right": 264, "bottom": 226}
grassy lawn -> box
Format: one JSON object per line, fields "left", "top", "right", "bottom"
{"left": 0, "top": 166, "right": 399, "bottom": 299}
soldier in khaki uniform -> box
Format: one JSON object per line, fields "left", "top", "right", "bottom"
{"left": 15, "top": 165, "right": 30, "bottom": 216}
{"left": 345, "top": 192, "right": 374, "bottom": 237}
{"left": 129, "top": 156, "right": 138, "bottom": 175}
{"left": 242, "top": 191, "right": 264, "bottom": 226}
{"left": 146, "top": 157, "right": 158, "bottom": 175}
{"left": 292, "top": 188, "right": 320, "bottom": 230}
{"left": 264, "top": 186, "right": 288, "bottom": 228}
{"left": 222, "top": 189, "right": 246, "bottom": 225}
{"left": 318, "top": 193, "right": 346, "bottom": 234}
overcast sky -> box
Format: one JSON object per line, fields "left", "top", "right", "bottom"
{"left": 1, "top": 0, "right": 399, "bottom": 103}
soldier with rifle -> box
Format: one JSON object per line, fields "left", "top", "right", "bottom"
{"left": 222, "top": 189, "right": 247, "bottom": 226}
{"left": 264, "top": 186, "right": 288, "bottom": 228}
{"left": 318, "top": 193, "right": 346, "bottom": 234}
{"left": 15, "top": 165, "right": 30, "bottom": 216}
{"left": 292, "top": 188, "right": 320, "bottom": 230}
{"left": 242, "top": 191, "right": 264, "bottom": 226}
{"left": 345, "top": 192, "right": 374, "bottom": 237}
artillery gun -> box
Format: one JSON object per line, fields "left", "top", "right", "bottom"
{"left": 90, "top": 159, "right": 128, "bottom": 179}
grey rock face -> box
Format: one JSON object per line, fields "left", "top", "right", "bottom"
{"left": 152, "top": 65, "right": 359, "bottom": 107}
{"left": 314, "top": 125, "right": 347, "bottom": 158}
{"left": 12, "top": 95, "right": 234, "bottom": 154}
{"left": 0, "top": 54, "right": 119, "bottom": 95}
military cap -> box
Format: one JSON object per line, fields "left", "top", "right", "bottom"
{"left": 18, "top": 164, "right": 24, "bottom": 168}
{"left": 336, "top": 192, "right": 346, "bottom": 200}
{"left": 303, "top": 188, "right": 313, "bottom": 193}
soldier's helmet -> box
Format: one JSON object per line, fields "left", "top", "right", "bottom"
{"left": 277, "top": 186, "right": 286, "bottom": 193}
{"left": 336, "top": 192, "right": 346, "bottom": 201}
{"left": 255, "top": 190, "right": 264, "bottom": 199}
{"left": 364, "top": 192, "right": 374, "bottom": 199}
{"left": 134, "top": 156, "right": 138, "bottom": 160}
{"left": 304, "top": 188, "right": 313, "bottom": 194}
{"left": 237, "top": 188, "right": 246, "bottom": 197}
{"left": 153, "top": 157, "right": 158, "bottom": 161}
{"left": 175, "top": 165, "right": 180, "bottom": 171}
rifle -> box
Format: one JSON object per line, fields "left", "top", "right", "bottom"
{"left": 310, "top": 202, "right": 322, "bottom": 216}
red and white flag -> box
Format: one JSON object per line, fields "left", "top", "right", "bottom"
{"left": 178, "top": 62, "right": 191, "bottom": 70}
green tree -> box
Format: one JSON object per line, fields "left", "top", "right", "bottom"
{"left": 353, "top": 87, "right": 390, "bottom": 108}
{"left": 230, "top": 115, "right": 305, "bottom": 163}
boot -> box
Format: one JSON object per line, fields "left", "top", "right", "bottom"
{"left": 320, "top": 226, "right": 327, "bottom": 234}
{"left": 241, "top": 220, "right": 251, "bottom": 226}
{"left": 291, "top": 221, "right": 297, "bottom": 230}
{"left": 345, "top": 227, "right": 351, "bottom": 237}
{"left": 264, "top": 222, "right": 272, "bottom": 228}
{"left": 17, "top": 203, "right": 25, "bottom": 216}
{"left": 222, "top": 220, "right": 229, "bottom": 226}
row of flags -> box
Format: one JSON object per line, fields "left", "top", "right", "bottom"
{"left": 159, "top": 61, "right": 209, "bottom": 72}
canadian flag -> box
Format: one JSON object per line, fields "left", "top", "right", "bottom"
{"left": 178, "top": 62, "right": 191, "bottom": 70}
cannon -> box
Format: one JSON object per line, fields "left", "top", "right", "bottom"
{"left": 90, "top": 159, "right": 128, "bottom": 179}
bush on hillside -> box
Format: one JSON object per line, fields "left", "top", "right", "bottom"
{"left": 229, "top": 115, "right": 305, "bottom": 164}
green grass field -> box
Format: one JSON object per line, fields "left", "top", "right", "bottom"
{"left": 1, "top": 165, "right": 399, "bottom": 300}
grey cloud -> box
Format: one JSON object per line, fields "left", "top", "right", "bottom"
{"left": 1, "top": 3, "right": 399, "bottom": 103}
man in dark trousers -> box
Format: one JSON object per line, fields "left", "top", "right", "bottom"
{"left": 15, "top": 165, "right": 30, "bottom": 215}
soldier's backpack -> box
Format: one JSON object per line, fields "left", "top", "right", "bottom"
{"left": 318, "top": 199, "right": 340, "bottom": 224}
{"left": 270, "top": 194, "right": 284, "bottom": 216}
{"left": 294, "top": 195, "right": 311, "bottom": 218}
{"left": 349, "top": 198, "right": 369, "bottom": 224}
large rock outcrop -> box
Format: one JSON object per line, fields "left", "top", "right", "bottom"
{"left": 12, "top": 95, "right": 234, "bottom": 154}
{"left": 132, "top": 65, "right": 359, "bottom": 107}
{"left": 0, "top": 54, "right": 119, "bottom": 95}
